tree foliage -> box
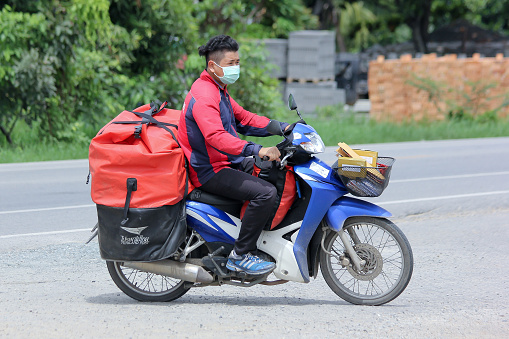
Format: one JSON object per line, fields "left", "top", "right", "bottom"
{"left": 306, "top": 0, "right": 509, "bottom": 53}
{"left": 0, "top": 0, "right": 317, "bottom": 145}
{"left": 0, "top": 1, "right": 134, "bottom": 144}
{"left": 2, "top": 0, "right": 508, "bottom": 147}
{"left": 193, "top": 0, "right": 317, "bottom": 39}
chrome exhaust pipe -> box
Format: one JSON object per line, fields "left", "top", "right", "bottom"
{"left": 122, "top": 260, "right": 214, "bottom": 284}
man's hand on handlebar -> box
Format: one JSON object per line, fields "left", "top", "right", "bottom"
{"left": 259, "top": 146, "right": 281, "bottom": 162}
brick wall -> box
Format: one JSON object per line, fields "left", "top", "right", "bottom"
{"left": 368, "top": 53, "right": 509, "bottom": 122}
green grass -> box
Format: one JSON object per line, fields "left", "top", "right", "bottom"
{"left": 0, "top": 142, "right": 89, "bottom": 163}
{"left": 248, "top": 114, "right": 509, "bottom": 146}
{"left": 1, "top": 114, "right": 509, "bottom": 163}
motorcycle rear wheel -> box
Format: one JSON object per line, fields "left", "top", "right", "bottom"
{"left": 107, "top": 261, "right": 190, "bottom": 302}
{"left": 320, "top": 217, "right": 413, "bottom": 306}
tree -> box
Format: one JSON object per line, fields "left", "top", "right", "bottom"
{"left": 192, "top": 0, "right": 317, "bottom": 39}
{"left": 394, "top": 0, "right": 432, "bottom": 53}
{"left": 306, "top": 0, "right": 377, "bottom": 52}
{"left": 0, "top": 1, "right": 134, "bottom": 144}
{"left": 306, "top": 0, "right": 509, "bottom": 53}
{"left": 339, "top": 2, "right": 377, "bottom": 51}
{"left": 432, "top": 0, "right": 509, "bottom": 35}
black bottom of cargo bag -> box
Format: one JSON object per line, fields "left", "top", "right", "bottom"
{"left": 97, "top": 202, "right": 187, "bottom": 262}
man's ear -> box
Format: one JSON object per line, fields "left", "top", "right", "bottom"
{"left": 207, "top": 60, "right": 215, "bottom": 72}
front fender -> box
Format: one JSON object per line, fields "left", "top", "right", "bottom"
{"left": 325, "top": 196, "right": 391, "bottom": 231}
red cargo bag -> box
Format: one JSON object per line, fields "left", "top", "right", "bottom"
{"left": 240, "top": 158, "right": 297, "bottom": 230}
{"left": 89, "top": 102, "right": 192, "bottom": 262}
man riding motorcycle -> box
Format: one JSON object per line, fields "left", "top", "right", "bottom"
{"left": 177, "top": 35, "right": 289, "bottom": 275}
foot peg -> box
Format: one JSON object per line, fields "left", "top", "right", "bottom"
{"left": 203, "top": 246, "right": 228, "bottom": 277}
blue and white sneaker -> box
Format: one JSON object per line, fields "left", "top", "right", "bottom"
{"left": 226, "top": 251, "right": 276, "bottom": 275}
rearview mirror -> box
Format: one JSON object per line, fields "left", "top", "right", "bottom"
{"left": 288, "top": 94, "right": 297, "bottom": 111}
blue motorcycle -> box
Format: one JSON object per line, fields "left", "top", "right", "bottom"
{"left": 107, "top": 95, "right": 413, "bottom": 306}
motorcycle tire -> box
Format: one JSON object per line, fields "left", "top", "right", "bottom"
{"left": 107, "top": 261, "right": 190, "bottom": 302}
{"left": 320, "top": 217, "right": 413, "bottom": 306}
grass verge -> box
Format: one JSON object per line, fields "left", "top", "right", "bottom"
{"left": 248, "top": 114, "right": 509, "bottom": 146}
{"left": 0, "top": 142, "right": 89, "bottom": 163}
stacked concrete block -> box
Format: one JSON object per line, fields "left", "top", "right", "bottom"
{"left": 285, "top": 81, "right": 345, "bottom": 114}
{"left": 284, "top": 30, "right": 342, "bottom": 112}
{"left": 287, "top": 30, "right": 336, "bottom": 80}
{"left": 263, "top": 39, "right": 288, "bottom": 79}
{"left": 260, "top": 31, "right": 345, "bottom": 113}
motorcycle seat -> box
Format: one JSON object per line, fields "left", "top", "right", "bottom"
{"left": 187, "top": 189, "right": 243, "bottom": 218}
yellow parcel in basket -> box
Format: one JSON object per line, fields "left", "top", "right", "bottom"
{"left": 354, "top": 149, "right": 378, "bottom": 167}
{"left": 336, "top": 143, "right": 385, "bottom": 180}
{"left": 336, "top": 157, "right": 368, "bottom": 178}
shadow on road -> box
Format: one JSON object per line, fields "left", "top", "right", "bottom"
{"left": 86, "top": 293, "right": 354, "bottom": 307}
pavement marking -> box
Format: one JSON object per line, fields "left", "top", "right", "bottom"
{"left": 395, "top": 154, "right": 433, "bottom": 159}
{"left": 392, "top": 171, "right": 509, "bottom": 183}
{"left": 378, "top": 190, "right": 509, "bottom": 205}
{"left": 0, "top": 160, "right": 88, "bottom": 172}
{"left": 2, "top": 190, "right": 509, "bottom": 239}
{"left": 0, "top": 228, "right": 91, "bottom": 239}
{"left": 0, "top": 204, "right": 95, "bottom": 215}
{"left": 1, "top": 170, "right": 508, "bottom": 215}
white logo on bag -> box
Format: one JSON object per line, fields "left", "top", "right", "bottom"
{"left": 120, "top": 226, "right": 150, "bottom": 245}
{"left": 120, "top": 226, "right": 148, "bottom": 235}
{"left": 121, "top": 235, "right": 149, "bottom": 245}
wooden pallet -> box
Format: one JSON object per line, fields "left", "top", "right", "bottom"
{"left": 286, "top": 77, "right": 334, "bottom": 84}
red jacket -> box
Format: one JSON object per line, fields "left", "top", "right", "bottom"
{"left": 178, "top": 71, "right": 285, "bottom": 187}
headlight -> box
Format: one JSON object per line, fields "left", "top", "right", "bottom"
{"left": 299, "top": 132, "right": 325, "bottom": 154}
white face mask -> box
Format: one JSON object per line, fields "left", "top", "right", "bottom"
{"left": 213, "top": 61, "right": 240, "bottom": 85}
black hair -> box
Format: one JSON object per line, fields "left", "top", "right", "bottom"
{"left": 198, "top": 35, "right": 239, "bottom": 68}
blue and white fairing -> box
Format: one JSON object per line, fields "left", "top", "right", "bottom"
{"left": 185, "top": 201, "right": 240, "bottom": 243}
{"left": 291, "top": 123, "right": 325, "bottom": 154}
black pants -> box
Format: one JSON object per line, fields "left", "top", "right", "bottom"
{"left": 200, "top": 158, "right": 277, "bottom": 255}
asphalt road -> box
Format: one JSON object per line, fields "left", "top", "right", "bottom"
{"left": 1, "top": 137, "right": 508, "bottom": 338}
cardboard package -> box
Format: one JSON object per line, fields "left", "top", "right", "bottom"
{"left": 354, "top": 149, "right": 378, "bottom": 167}
{"left": 336, "top": 143, "right": 385, "bottom": 180}
{"left": 336, "top": 157, "right": 368, "bottom": 178}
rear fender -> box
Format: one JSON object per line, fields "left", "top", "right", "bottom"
{"left": 325, "top": 196, "right": 391, "bottom": 231}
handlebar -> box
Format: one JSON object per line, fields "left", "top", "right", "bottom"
{"left": 261, "top": 119, "right": 305, "bottom": 163}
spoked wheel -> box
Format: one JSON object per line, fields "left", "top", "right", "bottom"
{"left": 107, "top": 261, "right": 190, "bottom": 302}
{"left": 320, "top": 217, "right": 413, "bottom": 305}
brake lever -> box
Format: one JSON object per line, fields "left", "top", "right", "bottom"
{"left": 279, "top": 151, "right": 295, "bottom": 169}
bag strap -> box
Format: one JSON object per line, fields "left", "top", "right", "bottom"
{"left": 112, "top": 121, "right": 177, "bottom": 128}
{"left": 154, "top": 101, "right": 168, "bottom": 115}
{"left": 182, "top": 157, "right": 189, "bottom": 215}
{"left": 128, "top": 111, "right": 181, "bottom": 147}
{"left": 113, "top": 101, "right": 172, "bottom": 138}
{"left": 121, "top": 178, "right": 137, "bottom": 226}
{"left": 146, "top": 100, "right": 168, "bottom": 116}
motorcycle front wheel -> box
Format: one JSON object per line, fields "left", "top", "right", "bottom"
{"left": 320, "top": 217, "right": 413, "bottom": 306}
{"left": 106, "top": 261, "right": 189, "bottom": 302}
